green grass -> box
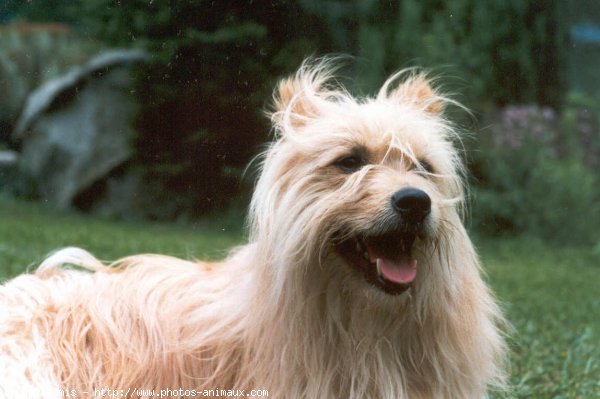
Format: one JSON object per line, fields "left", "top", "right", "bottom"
{"left": 0, "top": 194, "right": 244, "bottom": 279}
{"left": 0, "top": 195, "right": 598, "bottom": 398}
{"left": 479, "top": 238, "right": 600, "bottom": 398}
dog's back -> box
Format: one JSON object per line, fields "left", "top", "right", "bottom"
{"left": 0, "top": 247, "right": 253, "bottom": 397}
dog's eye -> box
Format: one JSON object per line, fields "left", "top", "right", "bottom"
{"left": 414, "top": 159, "right": 435, "bottom": 174}
{"left": 335, "top": 155, "right": 365, "bottom": 173}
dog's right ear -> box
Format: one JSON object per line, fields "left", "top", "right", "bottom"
{"left": 269, "top": 61, "right": 338, "bottom": 133}
{"left": 270, "top": 77, "right": 319, "bottom": 130}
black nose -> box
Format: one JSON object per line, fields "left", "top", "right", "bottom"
{"left": 391, "top": 188, "right": 431, "bottom": 222}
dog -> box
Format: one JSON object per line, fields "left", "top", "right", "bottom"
{"left": 0, "top": 59, "right": 507, "bottom": 398}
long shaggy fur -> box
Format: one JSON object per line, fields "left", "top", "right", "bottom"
{"left": 0, "top": 59, "right": 507, "bottom": 398}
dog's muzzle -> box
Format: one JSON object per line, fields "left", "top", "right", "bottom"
{"left": 335, "top": 188, "right": 431, "bottom": 296}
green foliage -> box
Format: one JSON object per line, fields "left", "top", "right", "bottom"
{"left": 67, "top": 1, "right": 326, "bottom": 218}
{"left": 301, "top": 0, "right": 568, "bottom": 109}
{"left": 470, "top": 104, "right": 600, "bottom": 245}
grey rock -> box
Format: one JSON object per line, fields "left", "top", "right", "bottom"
{"left": 14, "top": 49, "right": 149, "bottom": 209}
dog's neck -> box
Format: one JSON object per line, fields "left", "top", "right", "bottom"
{"left": 234, "top": 245, "right": 423, "bottom": 397}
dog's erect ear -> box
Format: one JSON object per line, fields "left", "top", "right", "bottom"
{"left": 271, "top": 77, "right": 319, "bottom": 128}
{"left": 383, "top": 72, "right": 445, "bottom": 115}
{"left": 269, "top": 60, "right": 340, "bottom": 132}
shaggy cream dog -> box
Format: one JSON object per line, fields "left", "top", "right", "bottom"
{"left": 0, "top": 59, "right": 507, "bottom": 398}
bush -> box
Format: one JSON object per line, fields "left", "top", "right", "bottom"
{"left": 78, "top": 1, "right": 327, "bottom": 218}
{"left": 471, "top": 104, "right": 600, "bottom": 244}
{"left": 303, "top": 0, "right": 569, "bottom": 109}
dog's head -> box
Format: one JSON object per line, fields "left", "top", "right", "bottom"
{"left": 251, "top": 59, "right": 467, "bottom": 299}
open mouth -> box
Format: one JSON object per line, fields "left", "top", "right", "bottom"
{"left": 335, "top": 230, "right": 419, "bottom": 295}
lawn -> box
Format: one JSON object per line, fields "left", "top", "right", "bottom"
{"left": 480, "top": 238, "right": 600, "bottom": 398}
{"left": 0, "top": 194, "right": 598, "bottom": 398}
{"left": 0, "top": 194, "right": 243, "bottom": 279}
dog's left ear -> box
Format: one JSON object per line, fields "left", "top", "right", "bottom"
{"left": 385, "top": 73, "right": 445, "bottom": 115}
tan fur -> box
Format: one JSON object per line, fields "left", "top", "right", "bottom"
{"left": 0, "top": 59, "right": 507, "bottom": 398}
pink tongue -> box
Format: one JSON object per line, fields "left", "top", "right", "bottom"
{"left": 377, "top": 258, "right": 417, "bottom": 284}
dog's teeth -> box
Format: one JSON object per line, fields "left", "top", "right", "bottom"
{"left": 356, "top": 242, "right": 361, "bottom": 252}
{"left": 363, "top": 251, "right": 369, "bottom": 260}
{"left": 376, "top": 260, "right": 382, "bottom": 276}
